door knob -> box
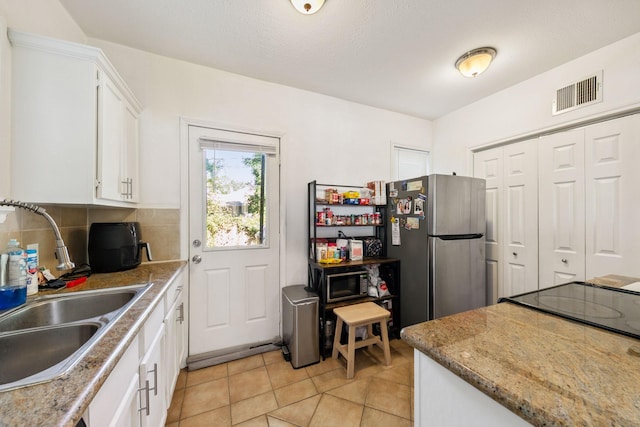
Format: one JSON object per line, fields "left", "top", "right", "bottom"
{"left": 192, "top": 255, "right": 202, "bottom": 264}
{"left": 561, "top": 258, "right": 568, "bottom": 263}
{"left": 192, "top": 239, "right": 201, "bottom": 248}
{"left": 512, "top": 252, "right": 517, "bottom": 257}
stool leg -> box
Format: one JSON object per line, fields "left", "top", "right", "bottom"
{"left": 366, "top": 323, "right": 374, "bottom": 350}
{"left": 379, "top": 319, "right": 391, "bottom": 366}
{"left": 332, "top": 317, "right": 343, "bottom": 359}
{"left": 346, "top": 324, "right": 356, "bottom": 379}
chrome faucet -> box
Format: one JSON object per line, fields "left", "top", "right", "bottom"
{"left": 0, "top": 199, "right": 75, "bottom": 271}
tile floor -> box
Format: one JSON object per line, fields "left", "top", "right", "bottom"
{"left": 166, "top": 339, "right": 414, "bottom": 426}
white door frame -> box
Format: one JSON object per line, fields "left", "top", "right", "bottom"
{"left": 179, "top": 117, "right": 288, "bottom": 357}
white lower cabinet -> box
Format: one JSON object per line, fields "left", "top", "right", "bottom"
{"left": 414, "top": 350, "right": 531, "bottom": 426}
{"left": 139, "top": 323, "right": 166, "bottom": 427}
{"left": 164, "top": 285, "right": 186, "bottom": 407}
{"left": 88, "top": 335, "right": 141, "bottom": 427}
{"left": 87, "top": 274, "right": 187, "bottom": 426}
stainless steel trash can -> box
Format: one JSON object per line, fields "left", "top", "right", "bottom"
{"left": 282, "top": 285, "right": 319, "bottom": 368}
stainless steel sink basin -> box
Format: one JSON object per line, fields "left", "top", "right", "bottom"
{"left": 0, "top": 284, "right": 147, "bottom": 333}
{"left": 0, "top": 323, "right": 100, "bottom": 387}
{"left": 0, "top": 284, "right": 151, "bottom": 391}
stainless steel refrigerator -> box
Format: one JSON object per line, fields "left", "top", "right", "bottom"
{"left": 386, "top": 174, "right": 486, "bottom": 327}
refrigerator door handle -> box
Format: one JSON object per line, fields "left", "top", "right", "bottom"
{"left": 434, "top": 233, "right": 484, "bottom": 240}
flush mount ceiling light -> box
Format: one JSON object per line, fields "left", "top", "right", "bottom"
{"left": 455, "top": 47, "right": 497, "bottom": 78}
{"left": 290, "top": 0, "right": 325, "bottom": 14}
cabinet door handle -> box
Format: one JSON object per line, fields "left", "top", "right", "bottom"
{"left": 138, "top": 379, "right": 150, "bottom": 416}
{"left": 561, "top": 258, "right": 568, "bottom": 263}
{"left": 177, "top": 302, "right": 185, "bottom": 324}
{"left": 148, "top": 363, "right": 158, "bottom": 396}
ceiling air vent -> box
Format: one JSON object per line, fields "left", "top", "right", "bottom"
{"left": 552, "top": 71, "right": 603, "bottom": 115}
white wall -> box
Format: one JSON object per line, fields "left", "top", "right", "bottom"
{"left": 0, "top": 0, "right": 433, "bottom": 287}
{"left": 88, "top": 39, "right": 432, "bottom": 285}
{"left": 433, "top": 32, "right": 640, "bottom": 175}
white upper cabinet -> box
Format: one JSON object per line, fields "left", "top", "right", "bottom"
{"left": 9, "top": 29, "right": 141, "bottom": 206}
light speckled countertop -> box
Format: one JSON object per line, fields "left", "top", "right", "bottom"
{"left": 0, "top": 260, "right": 187, "bottom": 427}
{"left": 401, "top": 277, "right": 640, "bottom": 427}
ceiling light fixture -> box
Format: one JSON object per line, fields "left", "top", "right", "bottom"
{"left": 455, "top": 47, "right": 497, "bottom": 78}
{"left": 290, "top": 0, "right": 325, "bottom": 15}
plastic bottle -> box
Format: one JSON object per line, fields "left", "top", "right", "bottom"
{"left": 0, "top": 239, "right": 27, "bottom": 309}
{"left": 26, "top": 246, "right": 39, "bottom": 296}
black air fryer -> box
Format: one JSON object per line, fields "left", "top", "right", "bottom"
{"left": 88, "top": 222, "right": 152, "bottom": 273}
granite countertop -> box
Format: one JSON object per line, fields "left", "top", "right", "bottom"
{"left": 401, "top": 287, "right": 640, "bottom": 426}
{"left": 0, "top": 260, "right": 187, "bottom": 427}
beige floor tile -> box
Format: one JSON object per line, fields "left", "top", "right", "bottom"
{"left": 353, "top": 362, "right": 384, "bottom": 381}
{"left": 229, "top": 366, "right": 272, "bottom": 403}
{"left": 391, "top": 339, "right": 415, "bottom": 358}
{"left": 268, "top": 395, "right": 321, "bottom": 426}
{"left": 166, "top": 387, "right": 184, "bottom": 423}
{"left": 186, "top": 363, "right": 228, "bottom": 387}
{"left": 230, "top": 391, "right": 279, "bottom": 425}
{"left": 266, "top": 360, "right": 310, "bottom": 389}
{"left": 273, "top": 378, "right": 318, "bottom": 407}
{"left": 360, "top": 407, "right": 412, "bottom": 427}
{"left": 228, "top": 354, "right": 264, "bottom": 375}
{"left": 310, "top": 368, "right": 353, "bottom": 393}
{"left": 326, "top": 378, "right": 370, "bottom": 405}
{"left": 175, "top": 368, "right": 188, "bottom": 390}
{"left": 181, "top": 377, "right": 230, "bottom": 419}
{"left": 374, "top": 361, "right": 412, "bottom": 386}
{"left": 365, "top": 377, "right": 412, "bottom": 420}
{"left": 266, "top": 416, "right": 298, "bottom": 427}
{"left": 235, "top": 414, "right": 269, "bottom": 426}
{"left": 178, "top": 405, "right": 231, "bottom": 427}
{"left": 305, "top": 357, "right": 342, "bottom": 378}
{"left": 309, "top": 394, "right": 363, "bottom": 427}
{"left": 262, "top": 349, "right": 285, "bottom": 366}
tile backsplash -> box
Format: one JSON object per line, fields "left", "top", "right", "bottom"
{"left": 0, "top": 205, "right": 181, "bottom": 274}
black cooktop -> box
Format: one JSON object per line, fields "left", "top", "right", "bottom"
{"left": 499, "top": 281, "right": 640, "bottom": 340}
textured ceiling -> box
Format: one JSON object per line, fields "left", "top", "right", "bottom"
{"left": 59, "top": 0, "right": 640, "bottom": 120}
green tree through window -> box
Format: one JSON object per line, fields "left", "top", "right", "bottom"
{"left": 205, "top": 149, "right": 266, "bottom": 248}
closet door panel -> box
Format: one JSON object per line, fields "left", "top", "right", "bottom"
{"left": 474, "top": 149, "right": 503, "bottom": 303}
{"left": 539, "top": 129, "right": 585, "bottom": 287}
{"left": 503, "top": 140, "right": 538, "bottom": 295}
{"left": 585, "top": 114, "right": 640, "bottom": 278}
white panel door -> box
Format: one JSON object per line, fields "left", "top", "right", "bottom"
{"left": 189, "top": 125, "right": 280, "bottom": 356}
{"left": 585, "top": 114, "right": 640, "bottom": 278}
{"left": 473, "top": 148, "right": 503, "bottom": 303}
{"left": 503, "top": 139, "right": 538, "bottom": 296}
{"left": 539, "top": 129, "right": 585, "bottom": 287}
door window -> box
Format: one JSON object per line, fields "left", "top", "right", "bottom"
{"left": 203, "top": 147, "right": 269, "bottom": 249}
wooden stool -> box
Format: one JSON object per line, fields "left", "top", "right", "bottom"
{"left": 331, "top": 302, "right": 392, "bottom": 379}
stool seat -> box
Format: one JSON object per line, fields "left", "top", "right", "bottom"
{"left": 332, "top": 302, "right": 391, "bottom": 379}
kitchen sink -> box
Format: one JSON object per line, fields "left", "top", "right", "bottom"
{"left": 0, "top": 284, "right": 151, "bottom": 391}
{"left": 0, "top": 284, "right": 148, "bottom": 333}
{"left": 0, "top": 322, "right": 100, "bottom": 387}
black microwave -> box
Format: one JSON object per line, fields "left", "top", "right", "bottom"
{"left": 325, "top": 270, "right": 368, "bottom": 303}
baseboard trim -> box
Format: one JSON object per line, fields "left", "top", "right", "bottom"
{"left": 187, "top": 336, "right": 282, "bottom": 371}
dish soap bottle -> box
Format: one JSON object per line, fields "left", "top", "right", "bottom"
{"left": 0, "top": 239, "right": 27, "bottom": 309}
